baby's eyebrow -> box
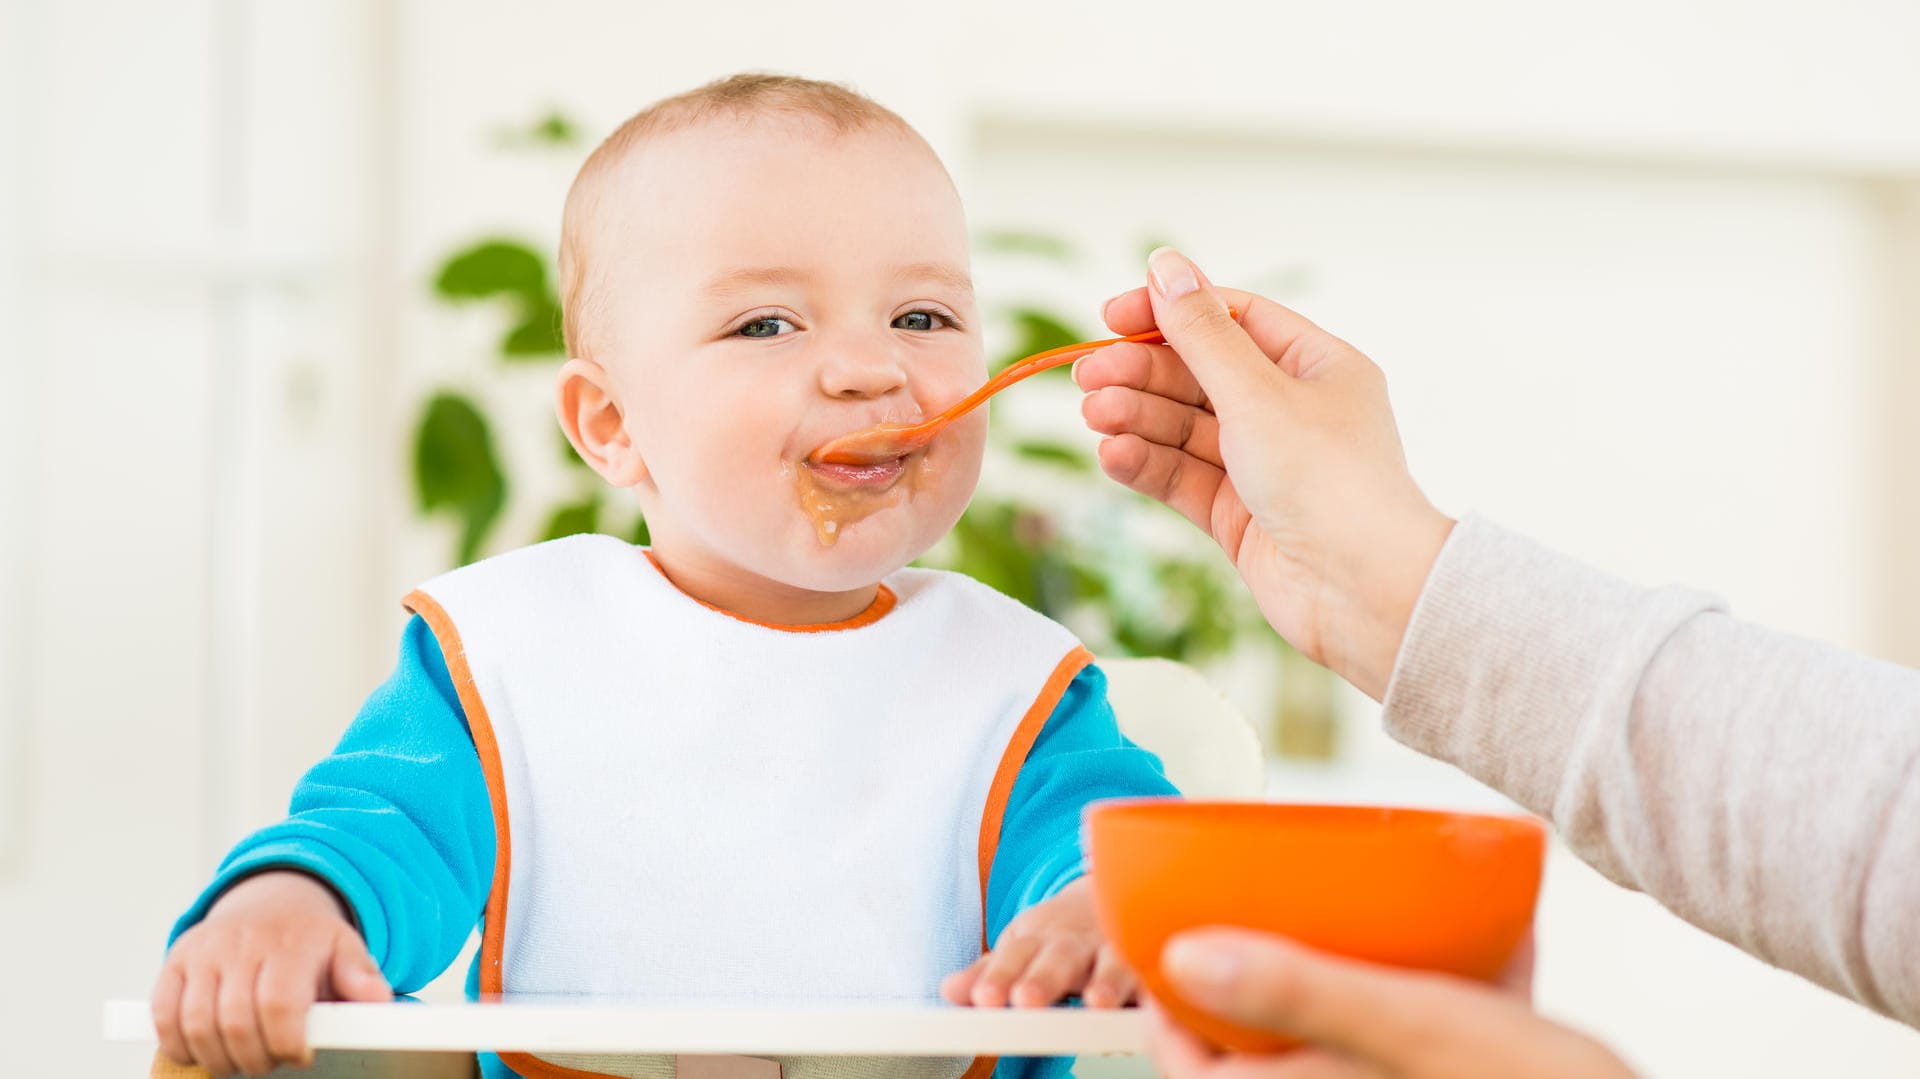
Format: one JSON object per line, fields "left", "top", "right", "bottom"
{"left": 893, "top": 261, "right": 975, "bottom": 297}
{"left": 698, "top": 263, "right": 974, "bottom": 299}
{"left": 701, "top": 266, "right": 810, "bottom": 297}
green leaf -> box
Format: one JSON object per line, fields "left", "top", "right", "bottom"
{"left": 994, "top": 309, "right": 1086, "bottom": 376}
{"left": 503, "top": 298, "right": 566, "bottom": 357}
{"left": 495, "top": 110, "right": 584, "bottom": 150}
{"left": 1010, "top": 309, "right": 1084, "bottom": 353}
{"left": 540, "top": 496, "right": 601, "bottom": 542}
{"left": 1106, "top": 556, "right": 1240, "bottom": 660}
{"left": 977, "top": 229, "right": 1075, "bottom": 262}
{"left": 1067, "top": 561, "right": 1111, "bottom": 602}
{"left": 1011, "top": 439, "right": 1093, "bottom": 472}
{"left": 530, "top": 111, "right": 579, "bottom": 146}
{"left": 936, "top": 500, "right": 1081, "bottom": 617}
{"left": 413, "top": 392, "right": 507, "bottom": 565}
{"left": 434, "top": 240, "right": 550, "bottom": 303}
{"left": 944, "top": 503, "right": 1043, "bottom": 609}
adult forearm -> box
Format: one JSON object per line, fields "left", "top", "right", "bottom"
{"left": 1382, "top": 515, "right": 1920, "bottom": 1025}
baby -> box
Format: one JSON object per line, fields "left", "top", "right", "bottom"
{"left": 151, "top": 73, "right": 1177, "bottom": 1079}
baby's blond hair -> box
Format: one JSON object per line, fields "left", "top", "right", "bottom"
{"left": 558, "top": 73, "right": 925, "bottom": 361}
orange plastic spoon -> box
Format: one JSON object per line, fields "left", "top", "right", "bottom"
{"left": 809, "top": 307, "right": 1239, "bottom": 466}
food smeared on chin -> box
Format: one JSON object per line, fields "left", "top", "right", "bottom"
{"left": 793, "top": 452, "right": 926, "bottom": 546}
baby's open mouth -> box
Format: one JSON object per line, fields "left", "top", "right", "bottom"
{"left": 794, "top": 450, "right": 922, "bottom": 546}
{"left": 804, "top": 454, "right": 909, "bottom": 491}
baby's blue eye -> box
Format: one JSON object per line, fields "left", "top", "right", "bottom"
{"left": 893, "top": 311, "right": 943, "bottom": 332}
{"left": 738, "top": 317, "right": 795, "bottom": 339}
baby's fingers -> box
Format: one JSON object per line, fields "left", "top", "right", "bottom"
{"left": 1082, "top": 945, "right": 1138, "bottom": 1009}
{"left": 967, "top": 937, "right": 1042, "bottom": 1008}
{"left": 178, "top": 966, "right": 238, "bottom": 1077}
{"left": 325, "top": 931, "right": 393, "bottom": 1003}
{"left": 940, "top": 956, "right": 988, "bottom": 1006}
{"left": 216, "top": 957, "right": 274, "bottom": 1076}
{"left": 1010, "top": 940, "right": 1095, "bottom": 1008}
{"left": 257, "top": 953, "right": 319, "bottom": 1068}
{"left": 151, "top": 964, "right": 193, "bottom": 1066}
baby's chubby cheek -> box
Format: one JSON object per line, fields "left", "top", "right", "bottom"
{"left": 918, "top": 408, "right": 987, "bottom": 505}
{"left": 898, "top": 413, "right": 986, "bottom": 540}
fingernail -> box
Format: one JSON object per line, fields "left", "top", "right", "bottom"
{"left": 1148, "top": 247, "right": 1200, "bottom": 299}
{"left": 1163, "top": 937, "right": 1240, "bottom": 1005}
{"left": 1099, "top": 291, "right": 1126, "bottom": 320}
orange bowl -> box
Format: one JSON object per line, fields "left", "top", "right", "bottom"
{"left": 1085, "top": 800, "right": 1546, "bottom": 1052}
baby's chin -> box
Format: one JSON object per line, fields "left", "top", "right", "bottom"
{"left": 770, "top": 448, "right": 973, "bottom": 586}
{"left": 771, "top": 511, "right": 944, "bottom": 593}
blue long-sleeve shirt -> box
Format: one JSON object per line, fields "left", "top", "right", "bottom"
{"left": 170, "top": 615, "right": 1175, "bottom": 1078}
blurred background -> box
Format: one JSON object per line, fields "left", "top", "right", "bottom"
{"left": 5, "top": 0, "right": 1920, "bottom": 1074}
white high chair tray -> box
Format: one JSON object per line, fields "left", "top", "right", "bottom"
{"left": 103, "top": 997, "right": 1149, "bottom": 1056}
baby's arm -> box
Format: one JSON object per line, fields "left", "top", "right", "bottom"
{"left": 152, "top": 616, "right": 497, "bottom": 1075}
{"left": 942, "top": 664, "right": 1179, "bottom": 1011}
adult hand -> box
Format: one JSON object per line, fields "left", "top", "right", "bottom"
{"left": 1075, "top": 248, "right": 1452, "bottom": 698}
{"left": 1151, "top": 929, "right": 1636, "bottom": 1079}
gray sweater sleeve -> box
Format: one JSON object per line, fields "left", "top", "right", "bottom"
{"left": 1381, "top": 514, "right": 1920, "bottom": 1026}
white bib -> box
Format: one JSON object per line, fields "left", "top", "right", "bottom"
{"left": 404, "top": 535, "right": 1089, "bottom": 1079}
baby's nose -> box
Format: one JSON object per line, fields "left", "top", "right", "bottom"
{"left": 817, "top": 349, "right": 908, "bottom": 399}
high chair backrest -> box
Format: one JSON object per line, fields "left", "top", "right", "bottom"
{"left": 1097, "top": 656, "right": 1264, "bottom": 800}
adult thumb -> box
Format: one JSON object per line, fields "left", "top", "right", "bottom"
{"left": 330, "top": 939, "right": 393, "bottom": 1003}
{"left": 1145, "top": 247, "right": 1279, "bottom": 406}
{"left": 1161, "top": 928, "right": 1461, "bottom": 1060}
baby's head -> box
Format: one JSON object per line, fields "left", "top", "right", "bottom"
{"left": 554, "top": 73, "right": 986, "bottom": 600}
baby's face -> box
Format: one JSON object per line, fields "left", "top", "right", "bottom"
{"left": 590, "top": 120, "right": 986, "bottom": 593}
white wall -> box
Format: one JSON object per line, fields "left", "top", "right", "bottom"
{"left": 967, "top": 117, "right": 1884, "bottom": 650}
{"left": 0, "top": 1, "right": 394, "bottom": 1073}
{"left": 0, "top": 0, "right": 32, "bottom": 867}
{"left": 7, "top": 2, "right": 1920, "bottom": 1075}
{"left": 2, "top": 0, "right": 221, "bottom": 1068}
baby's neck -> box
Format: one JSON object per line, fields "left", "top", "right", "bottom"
{"left": 646, "top": 547, "right": 883, "bottom": 628}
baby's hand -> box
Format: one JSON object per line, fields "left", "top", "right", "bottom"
{"left": 152, "top": 870, "right": 392, "bottom": 1076}
{"left": 941, "top": 877, "right": 1136, "bottom": 1009}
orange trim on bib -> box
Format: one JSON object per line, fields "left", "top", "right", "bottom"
{"left": 404, "top": 590, "right": 516, "bottom": 998}
{"left": 976, "top": 645, "right": 1094, "bottom": 927}
{"left": 955, "top": 1052, "right": 1001, "bottom": 1079}
{"left": 961, "top": 644, "right": 1096, "bottom": 1079}
{"left": 408, "top": 590, "right": 634, "bottom": 1079}
{"left": 642, "top": 550, "right": 897, "bottom": 633}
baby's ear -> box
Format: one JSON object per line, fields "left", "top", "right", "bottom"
{"left": 555, "top": 358, "right": 649, "bottom": 488}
